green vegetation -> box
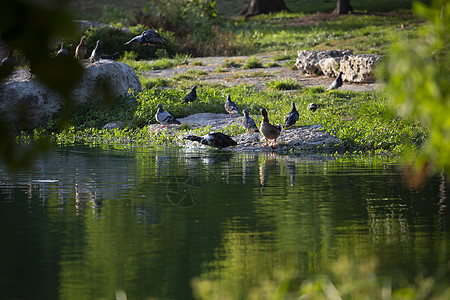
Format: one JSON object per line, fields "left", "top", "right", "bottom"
{"left": 381, "top": 0, "right": 450, "bottom": 175}
{"left": 267, "top": 78, "right": 301, "bottom": 90}
{"left": 34, "top": 85, "right": 426, "bottom": 156}
{"left": 243, "top": 56, "right": 264, "bottom": 69}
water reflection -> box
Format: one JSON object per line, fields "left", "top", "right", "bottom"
{"left": 0, "top": 145, "right": 449, "bottom": 300}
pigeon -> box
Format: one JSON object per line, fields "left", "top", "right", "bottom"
{"left": 56, "top": 43, "right": 68, "bottom": 57}
{"left": 260, "top": 108, "right": 281, "bottom": 147}
{"left": 155, "top": 104, "right": 181, "bottom": 127}
{"left": 242, "top": 109, "right": 259, "bottom": 133}
{"left": 184, "top": 132, "right": 237, "bottom": 149}
{"left": 75, "top": 36, "right": 87, "bottom": 60}
{"left": 124, "top": 29, "right": 168, "bottom": 46}
{"left": 224, "top": 95, "right": 240, "bottom": 117}
{"left": 1, "top": 49, "right": 15, "bottom": 68}
{"left": 183, "top": 85, "right": 197, "bottom": 104}
{"left": 328, "top": 71, "right": 343, "bottom": 90}
{"left": 89, "top": 40, "right": 102, "bottom": 63}
{"left": 283, "top": 102, "right": 299, "bottom": 128}
{"left": 307, "top": 103, "right": 318, "bottom": 112}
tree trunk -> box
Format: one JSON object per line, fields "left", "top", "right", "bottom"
{"left": 333, "top": 0, "right": 353, "bottom": 15}
{"left": 240, "top": 0, "right": 290, "bottom": 18}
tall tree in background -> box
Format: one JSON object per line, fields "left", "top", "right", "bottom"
{"left": 334, "top": 0, "right": 353, "bottom": 14}
{"left": 240, "top": 0, "right": 290, "bottom": 18}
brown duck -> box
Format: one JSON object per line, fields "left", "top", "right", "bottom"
{"left": 259, "top": 108, "right": 281, "bottom": 147}
{"left": 75, "top": 36, "right": 87, "bottom": 60}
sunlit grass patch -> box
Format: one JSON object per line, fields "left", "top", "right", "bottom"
{"left": 191, "top": 60, "right": 204, "bottom": 66}
{"left": 243, "top": 56, "right": 264, "bottom": 69}
{"left": 222, "top": 58, "right": 244, "bottom": 68}
{"left": 267, "top": 78, "right": 301, "bottom": 90}
{"left": 140, "top": 77, "right": 172, "bottom": 89}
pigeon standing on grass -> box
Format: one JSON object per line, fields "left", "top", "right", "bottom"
{"left": 75, "top": 36, "right": 87, "bottom": 60}
{"left": 242, "top": 109, "right": 259, "bottom": 133}
{"left": 155, "top": 104, "right": 181, "bottom": 127}
{"left": 225, "top": 95, "right": 240, "bottom": 118}
{"left": 307, "top": 103, "right": 318, "bottom": 112}
{"left": 283, "top": 102, "right": 299, "bottom": 128}
{"left": 183, "top": 85, "right": 197, "bottom": 104}
{"left": 124, "top": 29, "right": 168, "bottom": 46}
{"left": 328, "top": 71, "right": 343, "bottom": 90}
{"left": 89, "top": 40, "right": 102, "bottom": 63}
{"left": 260, "top": 108, "right": 282, "bottom": 147}
{"left": 57, "top": 43, "right": 68, "bottom": 57}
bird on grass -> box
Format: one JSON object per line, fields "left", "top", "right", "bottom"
{"left": 242, "top": 109, "right": 259, "bottom": 133}
{"left": 155, "top": 104, "right": 181, "bottom": 127}
{"left": 124, "top": 29, "right": 168, "bottom": 46}
{"left": 328, "top": 71, "right": 343, "bottom": 90}
{"left": 283, "top": 102, "right": 299, "bottom": 128}
{"left": 260, "top": 108, "right": 281, "bottom": 148}
{"left": 307, "top": 103, "right": 318, "bottom": 112}
{"left": 225, "top": 95, "right": 240, "bottom": 118}
{"left": 56, "top": 43, "right": 68, "bottom": 57}
{"left": 184, "top": 132, "right": 237, "bottom": 149}
{"left": 89, "top": 40, "right": 102, "bottom": 64}
{"left": 75, "top": 36, "right": 87, "bottom": 60}
{"left": 183, "top": 85, "right": 197, "bottom": 104}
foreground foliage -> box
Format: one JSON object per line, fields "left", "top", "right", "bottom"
{"left": 381, "top": 0, "right": 450, "bottom": 175}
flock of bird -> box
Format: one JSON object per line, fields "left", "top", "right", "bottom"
{"left": 1, "top": 28, "right": 346, "bottom": 150}
{"left": 155, "top": 86, "right": 322, "bottom": 149}
{"left": 52, "top": 29, "right": 168, "bottom": 64}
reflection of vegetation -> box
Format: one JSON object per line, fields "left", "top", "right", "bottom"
{"left": 1, "top": 148, "right": 448, "bottom": 299}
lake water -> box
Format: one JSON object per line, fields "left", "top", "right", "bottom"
{"left": 0, "top": 145, "right": 449, "bottom": 300}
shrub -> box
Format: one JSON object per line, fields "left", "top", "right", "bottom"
{"left": 267, "top": 79, "right": 301, "bottom": 90}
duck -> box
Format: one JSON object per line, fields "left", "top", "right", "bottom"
{"left": 225, "top": 95, "right": 240, "bottom": 117}
{"left": 155, "top": 104, "right": 181, "bottom": 127}
{"left": 183, "top": 85, "right": 197, "bottom": 104}
{"left": 283, "top": 102, "right": 299, "bottom": 128}
{"left": 75, "top": 36, "right": 87, "bottom": 60}
{"left": 242, "top": 109, "right": 259, "bottom": 133}
{"left": 307, "top": 103, "right": 318, "bottom": 112}
{"left": 124, "top": 29, "right": 167, "bottom": 46}
{"left": 259, "top": 108, "right": 281, "bottom": 147}
{"left": 184, "top": 132, "right": 237, "bottom": 149}
{"left": 328, "top": 71, "right": 343, "bottom": 90}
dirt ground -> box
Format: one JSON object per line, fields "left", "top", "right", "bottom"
{"left": 142, "top": 54, "right": 382, "bottom": 91}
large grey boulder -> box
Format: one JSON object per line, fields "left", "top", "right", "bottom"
{"left": 340, "top": 54, "right": 382, "bottom": 83}
{"left": 0, "top": 60, "right": 141, "bottom": 128}
{"left": 295, "top": 50, "right": 352, "bottom": 75}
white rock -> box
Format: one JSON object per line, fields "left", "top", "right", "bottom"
{"left": 340, "top": 54, "right": 382, "bottom": 83}
{"left": 295, "top": 50, "right": 352, "bottom": 75}
{"left": 318, "top": 57, "right": 342, "bottom": 77}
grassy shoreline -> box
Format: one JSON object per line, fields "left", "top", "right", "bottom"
{"left": 30, "top": 84, "right": 425, "bottom": 157}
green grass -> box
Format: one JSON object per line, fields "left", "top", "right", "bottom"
{"left": 243, "top": 56, "right": 264, "bottom": 69}
{"left": 35, "top": 85, "right": 426, "bottom": 156}
{"left": 267, "top": 78, "right": 301, "bottom": 90}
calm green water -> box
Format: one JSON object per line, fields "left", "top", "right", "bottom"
{"left": 0, "top": 145, "right": 449, "bottom": 300}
